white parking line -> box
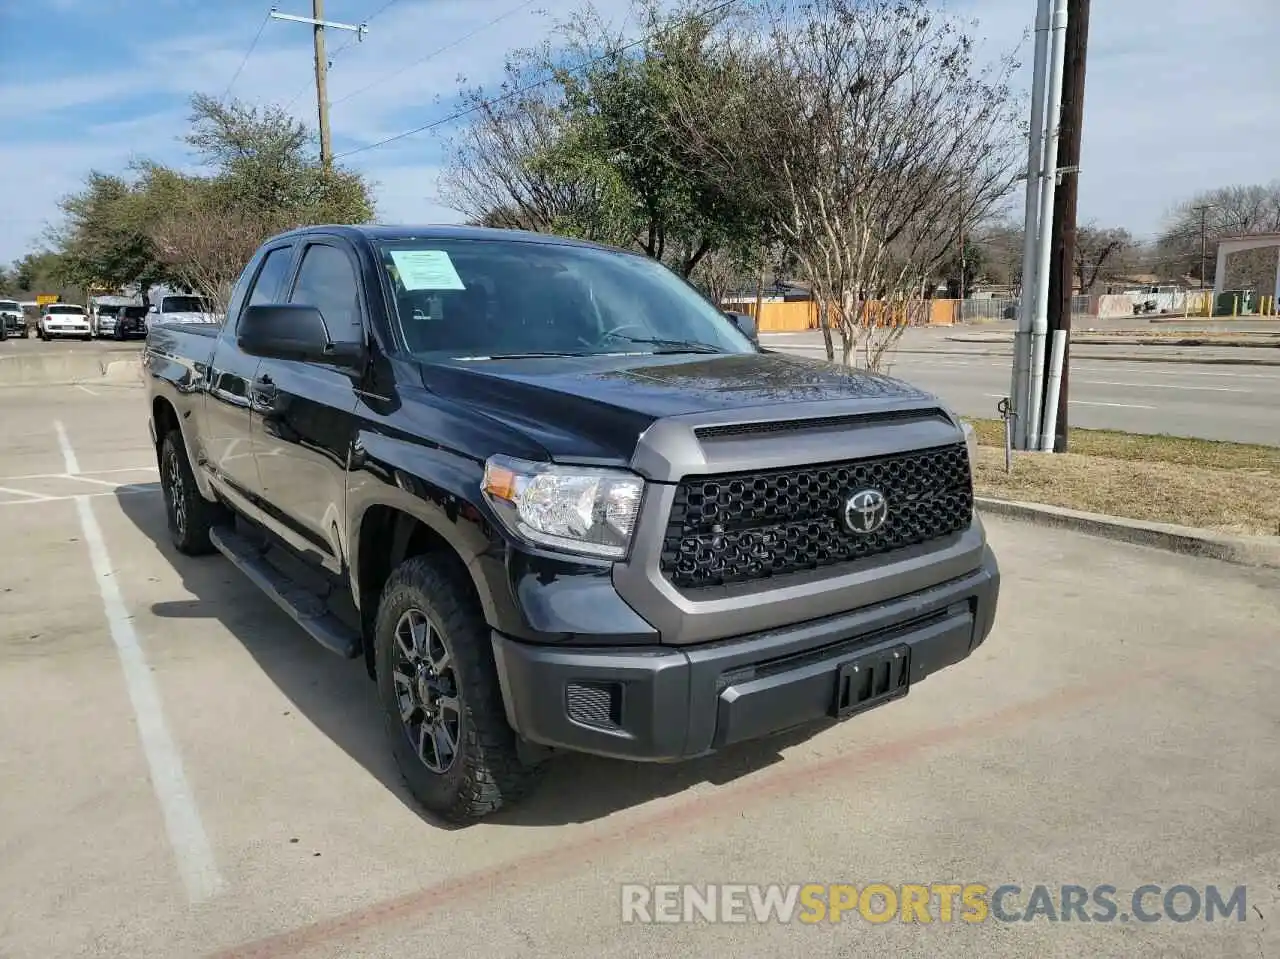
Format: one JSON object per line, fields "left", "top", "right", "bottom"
{"left": 0, "top": 486, "right": 157, "bottom": 507}
{"left": 0, "top": 484, "right": 53, "bottom": 502}
{"left": 0, "top": 466, "right": 158, "bottom": 481}
{"left": 75, "top": 384, "right": 98, "bottom": 395}
{"left": 58, "top": 427, "right": 222, "bottom": 903}
{"left": 53, "top": 420, "right": 79, "bottom": 474}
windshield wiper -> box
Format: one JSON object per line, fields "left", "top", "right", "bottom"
{"left": 615, "top": 336, "right": 726, "bottom": 354}
{"left": 457, "top": 350, "right": 599, "bottom": 360}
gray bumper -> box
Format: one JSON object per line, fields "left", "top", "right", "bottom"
{"left": 491, "top": 546, "right": 1000, "bottom": 762}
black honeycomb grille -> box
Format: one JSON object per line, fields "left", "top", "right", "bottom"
{"left": 660, "top": 443, "right": 973, "bottom": 589}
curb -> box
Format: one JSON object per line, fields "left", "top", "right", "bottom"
{"left": 976, "top": 496, "right": 1280, "bottom": 570}
{"left": 784, "top": 346, "right": 1280, "bottom": 367}
{"left": 947, "top": 335, "right": 1280, "bottom": 348}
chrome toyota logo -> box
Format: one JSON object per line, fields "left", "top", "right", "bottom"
{"left": 844, "top": 489, "right": 889, "bottom": 534}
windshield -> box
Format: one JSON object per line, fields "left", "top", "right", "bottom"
{"left": 161, "top": 296, "right": 209, "bottom": 313}
{"left": 375, "top": 238, "right": 754, "bottom": 359}
{"left": 0, "top": 301, "right": 18, "bottom": 312}
{"left": 122, "top": 306, "right": 147, "bottom": 319}
{"left": 48, "top": 305, "right": 85, "bottom": 315}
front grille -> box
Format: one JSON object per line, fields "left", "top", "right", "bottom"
{"left": 660, "top": 443, "right": 973, "bottom": 589}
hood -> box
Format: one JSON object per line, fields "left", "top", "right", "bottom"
{"left": 418, "top": 350, "right": 931, "bottom": 463}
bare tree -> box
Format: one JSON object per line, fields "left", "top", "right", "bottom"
{"left": 666, "top": 0, "right": 1022, "bottom": 368}
{"left": 438, "top": 63, "right": 609, "bottom": 236}
{"left": 1074, "top": 225, "right": 1132, "bottom": 292}
{"left": 150, "top": 202, "right": 270, "bottom": 317}
{"left": 1157, "top": 181, "right": 1280, "bottom": 287}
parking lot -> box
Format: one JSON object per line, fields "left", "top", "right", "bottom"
{"left": 1, "top": 380, "right": 1278, "bottom": 959}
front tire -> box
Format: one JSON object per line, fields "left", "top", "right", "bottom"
{"left": 159, "top": 430, "right": 226, "bottom": 555}
{"left": 375, "top": 555, "right": 543, "bottom": 824}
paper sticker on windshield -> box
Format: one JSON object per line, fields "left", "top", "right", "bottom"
{"left": 389, "top": 250, "right": 466, "bottom": 291}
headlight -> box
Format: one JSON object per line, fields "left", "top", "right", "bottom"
{"left": 961, "top": 421, "right": 978, "bottom": 465}
{"left": 481, "top": 454, "right": 643, "bottom": 559}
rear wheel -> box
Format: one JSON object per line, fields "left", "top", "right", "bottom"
{"left": 375, "top": 555, "right": 543, "bottom": 824}
{"left": 158, "top": 430, "right": 227, "bottom": 555}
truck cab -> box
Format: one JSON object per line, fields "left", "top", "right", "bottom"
{"left": 144, "top": 224, "right": 999, "bottom": 825}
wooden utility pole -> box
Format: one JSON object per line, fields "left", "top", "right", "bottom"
{"left": 1194, "top": 204, "right": 1211, "bottom": 290}
{"left": 1043, "top": 0, "right": 1090, "bottom": 453}
{"left": 269, "top": 4, "right": 367, "bottom": 167}
{"left": 312, "top": 0, "right": 332, "bottom": 167}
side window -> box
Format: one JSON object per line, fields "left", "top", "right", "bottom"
{"left": 247, "top": 247, "right": 295, "bottom": 307}
{"left": 288, "top": 243, "right": 363, "bottom": 343}
{"left": 227, "top": 245, "right": 293, "bottom": 331}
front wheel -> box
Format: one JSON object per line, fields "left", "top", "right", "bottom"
{"left": 375, "top": 555, "right": 543, "bottom": 824}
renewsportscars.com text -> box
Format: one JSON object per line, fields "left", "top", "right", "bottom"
{"left": 620, "top": 883, "right": 1248, "bottom": 924}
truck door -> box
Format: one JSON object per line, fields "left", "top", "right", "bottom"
{"left": 251, "top": 238, "right": 364, "bottom": 575}
{"left": 201, "top": 241, "right": 296, "bottom": 507}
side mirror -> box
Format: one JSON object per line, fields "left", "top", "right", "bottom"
{"left": 237, "top": 304, "right": 364, "bottom": 368}
{"left": 148, "top": 304, "right": 158, "bottom": 313}
{"left": 725, "top": 310, "right": 758, "bottom": 344}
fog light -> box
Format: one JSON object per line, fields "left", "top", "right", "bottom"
{"left": 566, "top": 681, "right": 622, "bottom": 731}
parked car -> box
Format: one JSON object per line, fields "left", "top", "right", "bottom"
{"left": 146, "top": 292, "right": 222, "bottom": 329}
{"left": 97, "top": 304, "right": 148, "bottom": 340}
{"left": 144, "top": 225, "right": 999, "bottom": 824}
{"left": 38, "top": 304, "right": 92, "bottom": 340}
{"left": 0, "top": 299, "right": 27, "bottom": 339}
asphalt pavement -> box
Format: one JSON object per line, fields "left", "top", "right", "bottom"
{"left": 762, "top": 330, "right": 1280, "bottom": 446}
{"left": 0, "top": 383, "right": 1277, "bottom": 958}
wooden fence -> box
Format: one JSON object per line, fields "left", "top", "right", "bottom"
{"left": 731, "top": 299, "right": 962, "bottom": 332}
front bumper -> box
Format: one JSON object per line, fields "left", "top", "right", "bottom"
{"left": 491, "top": 546, "right": 1000, "bottom": 761}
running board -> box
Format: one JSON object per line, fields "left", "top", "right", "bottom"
{"left": 209, "top": 526, "right": 360, "bottom": 660}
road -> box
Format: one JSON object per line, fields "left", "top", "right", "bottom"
{"left": 762, "top": 331, "right": 1280, "bottom": 446}
{"left": 2, "top": 331, "right": 1277, "bottom": 445}
{"left": 0, "top": 382, "right": 1277, "bottom": 958}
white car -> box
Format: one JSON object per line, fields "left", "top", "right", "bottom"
{"left": 148, "top": 293, "right": 223, "bottom": 329}
{"left": 38, "top": 304, "right": 93, "bottom": 341}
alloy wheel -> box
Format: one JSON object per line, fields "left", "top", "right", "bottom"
{"left": 163, "top": 446, "right": 187, "bottom": 538}
{"left": 391, "top": 608, "right": 461, "bottom": 774}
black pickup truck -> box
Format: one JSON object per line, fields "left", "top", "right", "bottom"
{"left": 144, "top": 225, "right": 1000, "bottom": 823}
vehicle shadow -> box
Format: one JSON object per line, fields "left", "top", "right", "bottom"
{"left": 114, "top": 489, "right": 834, "bottom": 829}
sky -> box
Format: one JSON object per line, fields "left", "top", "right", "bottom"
{"left": 0, "top": 0, "right": 1277, "bottom": 266}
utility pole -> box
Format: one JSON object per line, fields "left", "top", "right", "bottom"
{"left": 268, "top": 4, "right": 368, "bottom": 167}
{"left": 312, "top": 0, "right": 331, "bottom": 166}
{"left": 1042, "top": 0, "right": 1090, "bottom": 453}
{"left": 1194, "top": 204, "right": 1211, "bottom": 290}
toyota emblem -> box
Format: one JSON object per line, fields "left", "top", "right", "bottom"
{"left": 844, "top": 488, "right": 889, "bottom": 534}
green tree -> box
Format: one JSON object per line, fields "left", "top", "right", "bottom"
{"left": 52, "top": 93, "right": 376, "bottom": 313}
{"left": 440, "top": 0, "right": 767, "bottom": 278}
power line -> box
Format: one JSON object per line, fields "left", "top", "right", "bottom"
{"left": 330, "top": 0, "right": 540, "bottom": 109}
{"left": 335, "top": 0, "right": 743, "bottom": 159}
{"left": 330, "top": 0, "right": 402, "bottom": 58}
{"left": 280, "top": 0, "right": 401, "bottom": 112}
{"left": 222, "top": 8, "right": 273, "bottom": 100}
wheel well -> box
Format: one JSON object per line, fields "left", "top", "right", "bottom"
{"left": 152, "top": 396, "right": 180, "bottom": 448}
{"left": 356, "top": 505, "right": 478, "bottom": 680}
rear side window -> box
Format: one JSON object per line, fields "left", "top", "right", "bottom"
{"left": 247, "top": 247, "right": 295, "bottom": 308}
{"left": 288, "top": 243, "right": 363, "bottom": 344}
